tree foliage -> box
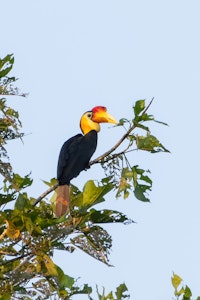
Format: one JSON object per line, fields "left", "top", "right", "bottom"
{"left": 171, "top": 273, "right": 200, "bottom": 300}
{"left": 0, "top": 54, "right": 172, "bottom": 299}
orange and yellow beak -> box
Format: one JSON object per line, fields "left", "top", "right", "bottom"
{"left": 91, "top": 106, "right": 118, "bottom": 124}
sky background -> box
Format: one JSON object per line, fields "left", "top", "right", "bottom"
{"left": 1, "top": 1, "right": 200, "bottom": 299}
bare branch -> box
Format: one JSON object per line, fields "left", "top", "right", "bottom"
{"left": 142, "top": 97, "right": 154, "bottom": 115}
{"left": 0, "top": 251, "right": 18, "bottom": 256}
{"left": 32, "top": 183, "right": 58, "bottom": 207}
{"left": 12, "top": 255, "right": 34, "bottom": 274}
{"left": 0, "top": 251, "right": 31, "bottom": 267}
{"left": 89, "top": 124, "right": 135, "bottom": 166}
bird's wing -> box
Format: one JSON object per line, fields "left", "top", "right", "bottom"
{"left": 57, "top": 134, "right": 83, "bottom": 181}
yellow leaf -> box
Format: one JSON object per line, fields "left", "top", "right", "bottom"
{"left": 4, "top": 220, "right": 20, "bottom": 239}
{"left": 0, "top": 226, "right": 7, "bottom": 240}
{"left": 43, "top": 254, "right": 58, "bottom": 276}
{"left": 175, "top": 287, "right": 185, "bottom": 297}
{"left": 35, "top": 256, "right": 42, "bottom": 273}
{"left": 171, "top": 273, "right": 182, "bottom": 289}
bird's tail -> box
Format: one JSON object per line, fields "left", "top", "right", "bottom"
{"left": 55, "top": 185, "right": 70, "bottom": 217}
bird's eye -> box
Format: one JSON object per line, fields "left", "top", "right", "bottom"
{"left": 87, "top": 113, "right": 92, "bottom": 119}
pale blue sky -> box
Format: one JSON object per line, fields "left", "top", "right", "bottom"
{"left": 1, "top": 1, "right": 200, "bottom": 299}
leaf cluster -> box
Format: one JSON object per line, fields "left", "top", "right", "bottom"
{"left": 171, "top": 273, "right": 200, "bottom": 300}
{"left": 0, "top": 178, "right": 132, "bottom": 299}
{"left": 0, "top": 54, "right": 27, "bottom": 184}
{"left": 99, "top": 99, "right": 169, "bottom": 202}
{"left": 0, "top": 54, "right": 27, "bottom": 97}
{"left": 88, "top": 283, "right": 129, "bottom": 300}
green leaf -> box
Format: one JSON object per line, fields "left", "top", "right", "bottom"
{"left": 131, "top": 166, "right": 152, "bottom": 202}
{"left": 0, "top": 54, "right": 14, "bottom": 67}
{"left": 5, "top": 108, "right": 19, "bottom": 118}
{"left": 14, "top": 193, "right": 31, "bottom": 211}
{"left": 42, "top": 177, "right": 58, "bottom": 187}
{"left": 115, "top": 283, "right": 129, "bottom": 299}
{"left": 70, "top": 184, "right": 83, "bottom": 208}
{"left": 82, "top": 180, "right": 113, "bottom": 208}
{"left": 133, "top": 121, "right": 150, "bottom": 132}
{"left": 136, "top": 134, "right": 170, "bottom": 153}
{"left": 88, "top": 209, "right": 133, "bottom": 224}
{"left": 133, "top": 99, "right": 145, "bottom": 116}
{"left": 23, "top": 216, "right": 34, "bottom": 234}
{"left": 0, "top": 66, "right": 13, "bottom": 78}
{"left": 72, "top": 284, "right": 92, "bottom": 296}
{"left": 183, "top": 285, "right": 192, "bottom": 299}
{"left": 134, "top": 184, "right": 150, "bottom": 202}
{"left": 94, "top": 284, "right": 130, "bottom": 300}
{"left": 0, "top": 54, "right": 14, "bottom": 78}
{"left": 116, "top": 166, "right": 152, "bottom": 201}
{"left": 56, "top": 265, "right": 75, "bottom": 289}
{"left": 0, "top": 194, "right": 15, "bottom": 206}
{"left": 117, "top": 118, "right": 131, "bottom": 127}
{"left": 140, "top": 112, "right": 154, "bottom": 122}
{"left": 10, "top": 173, "right": 33, "bottom": 191}
{"left": 51, "top": 241, "right": 67, "bottom": 251}
{"left": 35, "top": 212, "right": 64, "bottom": 229}
{"left": 0, "top": 293, "right": 11, "bottom": 300}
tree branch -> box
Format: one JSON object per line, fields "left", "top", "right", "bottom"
{"left": 0, "top": 251, "right": 31, "bottom": 267}
{"left": 32, "top": 183, "right": 59, "bottom": 207}
{"left": 33, "top": 98, "right": 154, "bottom": 205}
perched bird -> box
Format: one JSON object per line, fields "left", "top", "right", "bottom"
{"left": 56, "top": 106, "right": 118, "bottom": 217}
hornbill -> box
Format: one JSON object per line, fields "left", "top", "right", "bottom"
{"left": 56, "top": 106, "right": 118, "bottom": 217}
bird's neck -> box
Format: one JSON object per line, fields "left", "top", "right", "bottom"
{"left": 80, "top": 115, "right": 100, "bottom": 135}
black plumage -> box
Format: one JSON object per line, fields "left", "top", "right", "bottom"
{"left": 57, "top": 130, "right": 97, "bottom": 186}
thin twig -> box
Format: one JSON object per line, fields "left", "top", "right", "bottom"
{"left": 32, "top": 183, "right": 59, "bottom": 207}
{"left": 34, "top": 98, "right": 154, "bottom": 205}
{"left": 142, "top": 97, "right": 154, "bottom": 115}
{"left": 97, "top": 143, "right": 133, "bottom": 164}
{"left": 89, "top": 123, "right": 136, "bottom": 166}
{"left": 0, "top": 251, "right": 18, "bottom": 256}
{"left": 0, "top": 252, "right": 31, "bottom": 267}
{"left": 12, "top": 254, "right": 34, "bottom": 274}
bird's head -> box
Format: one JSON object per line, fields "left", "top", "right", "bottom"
{"left": 80, "top": 106, "right": 118, "bottom": 135}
